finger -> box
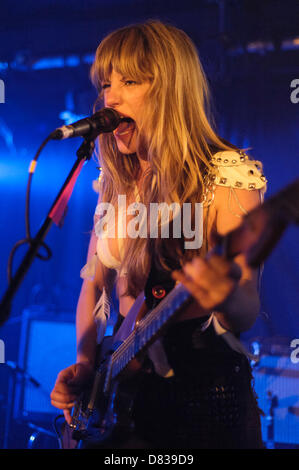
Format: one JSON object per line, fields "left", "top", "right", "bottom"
{"left": 59, "top": 382, "right": 82, "bottom": 393}
{"left": 172, "top": 270, "right": 208, "bottom": 299}
{"left": 56, "top": 368, "right": 75, "bottom": 384}
{"left": 175, "top": 269, "right": 236, "bottom": 310}
{"left": 51, "top": 383, "right": 80, "bottom": 395}
{"left": 175, "top": 270, "right": 228, "bottom": 310}
{"left": 208, "top": 256, "right": 242, "bottom": 280}
{"left": 50, "top": 390, "right": 78, "bottom": 404}
{"left": 188, "top": 256, "right": 227, "bottom": 276}
{"left": 173, "top": 269, "right": 220, "bottom": 310}
{"left": 204, "top": 255, "right": 232, "bottom": 276}
{"left": 183, "top": 258, "right": 207, "bottom": 280}
{"left": 64, "top": 409, "right": 72, "bottom": 425}
{"left": 51, "top": 399, "right": 75, "bottom": 410}
{"left": 183, "top": 259, "right": 219, "bottom": 290}
{"left": 184, "top": 258, "right": 238, "bottom": 293}
{"left": 54, "top": 378, "right": 82, "bottom": 393}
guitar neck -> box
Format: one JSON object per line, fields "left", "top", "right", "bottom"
{"left": 110, "top": 283, "right": 191, "bottom": 380}
{"left": 107, "top": 178, "right": 299, "bottom": 382}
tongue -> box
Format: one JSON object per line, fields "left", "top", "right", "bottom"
{"left": 116, "top": 120, "right": 135, "bottom": 134}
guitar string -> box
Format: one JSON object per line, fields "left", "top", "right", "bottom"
{"left": 109, "top": 286, "right": 182, "bottom": 372}
{"left": 110, "top": 284, "right": 189, "bottom": 376}
{"left": 110, "top": 283, "right": 184, "bottom": 365}
{"left": 113, "top": 283, "right": 189, "bottom": 361}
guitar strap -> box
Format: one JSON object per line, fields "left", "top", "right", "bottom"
{"left": 144, "top": 257, "right": 176, "bottom": 310}
{"left": 144, "top": 236, "right": 184, "bottom": 310}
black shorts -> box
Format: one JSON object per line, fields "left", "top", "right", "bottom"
{"left": 132, "top": 317, "right": 263, "bottom": 449}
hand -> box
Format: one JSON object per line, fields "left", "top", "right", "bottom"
{"left": 50, "top": 362, "right": 93, "bottom": 424}
{"left": 172, "top": 255, "right": 242, "bottom": 312}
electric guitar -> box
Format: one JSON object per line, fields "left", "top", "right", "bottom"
{"left": 65, "top": 178, "right": 299, "bottom": 449}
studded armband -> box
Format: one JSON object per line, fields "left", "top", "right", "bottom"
{"left": 202, "top": 150, "right": 267, "bottom": 211}
{"left": 210, "top": 150, "right": 267, "bottom": 189}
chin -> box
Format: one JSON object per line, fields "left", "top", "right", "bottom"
{"left": 116, "top": 142, "right": 137, "bottom": 155}
{"left": 114, "top": 131, "right": 137, "bottom": 155}
{"left": 118, "top": 147, "right": 137, "bottom": 156}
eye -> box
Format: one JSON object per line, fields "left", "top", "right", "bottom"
{"left": 102, "top": 83, "right": 110, "bottom": 90}
{"left": 122, "top": 79, "right": 137, "bottom": 86}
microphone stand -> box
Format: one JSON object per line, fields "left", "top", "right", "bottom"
{"left": 0, "top": 138, "right": 95, "bottom": 327}
{"left": 2, "top": 361, "right": 41, "bottom": 449}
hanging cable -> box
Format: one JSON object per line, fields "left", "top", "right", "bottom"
{"left": 7, "top": 134, "right": 53, "bottom": 284}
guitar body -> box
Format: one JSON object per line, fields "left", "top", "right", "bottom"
{"left": 74, "top": 371, "right": 148, "bottom": 449}
{"left": 69, "top": 292, "right": 151, "bottom": 449}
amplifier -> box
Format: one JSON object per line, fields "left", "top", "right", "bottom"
{"left": 252, "top": 353, "right": 299, "bottom": 447}
{"left": 13, "top": 307, "right": 76, "bottom": 423}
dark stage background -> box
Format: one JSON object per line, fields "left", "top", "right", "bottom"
{"left": 0, "top": 0, "right": 298, "bottom": 449}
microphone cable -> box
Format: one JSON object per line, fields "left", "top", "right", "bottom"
{"left": 7, "top": 134, "right": 53, "bottom": 284}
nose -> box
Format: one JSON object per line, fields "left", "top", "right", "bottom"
{"left": 104, "top": 84, "right": 122, "bottom": 109}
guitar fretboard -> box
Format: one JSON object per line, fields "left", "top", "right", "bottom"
{"left": 110, "top": 283, "right": 191, "bottom": 379}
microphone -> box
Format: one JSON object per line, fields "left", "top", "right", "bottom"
{"left": 50, "top": 107, "right": 121, "bottom": 140}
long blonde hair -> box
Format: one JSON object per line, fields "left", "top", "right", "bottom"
{"left": 91, "top": 20, "right": 236, "bottom": 297}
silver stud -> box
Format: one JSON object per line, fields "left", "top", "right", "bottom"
{"left": 220, "top": 177, "right": 227, "bottom": 184}
{"left": 224, "top": 159, "right": 229, "bottom": 163}
{"left": 232, "top": 159, "right": 237, "bottom": 164}
{"left": 248, "top": 183, "right": 256, "bottom": 189}
{"left": 235, "top": 181, "right": 243, "bottom": 187}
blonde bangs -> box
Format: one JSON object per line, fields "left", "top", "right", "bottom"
{"left": 91, "top": 26, "right": 154, "bottom": 90}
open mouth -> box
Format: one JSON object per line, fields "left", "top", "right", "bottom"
{"left": 115, "top": 117, "right": 136, "bottom": 136}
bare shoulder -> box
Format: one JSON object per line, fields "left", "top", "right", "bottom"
{"left": 214, "top": 186, "right": 261, "bottom": 234}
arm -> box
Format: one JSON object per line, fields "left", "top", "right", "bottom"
{"left": 213, "top": 185, "right": 262, "bottom": 332}
{"left": 173, "top": 186, "right": 262, "bottom": 333}
{"left": 76, "top": 229, "right": 104, "bottom": 367}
